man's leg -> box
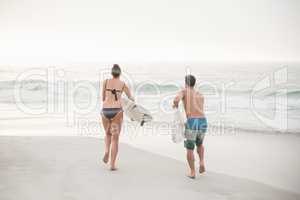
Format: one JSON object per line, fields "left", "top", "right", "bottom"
{"left": 196, "top": 135, "right": 205, "bottom": 173}
{"left": 197, "top": 145, "right": 204, "bottom": 165}
{"left": 187, "top": 149, "right": 196, "bottom": 178}
{"left": 185, "top": 140, "right": 196, "bottom": 178}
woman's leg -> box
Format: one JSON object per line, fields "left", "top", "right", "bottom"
{"left": 109, "top": 111, "right": 123, "bottom": 170}
{"left": 101, "top": 115, "right": 111, "bottom": 163}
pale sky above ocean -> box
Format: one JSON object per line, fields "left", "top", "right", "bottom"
{"left": 0, "top": 0, "right": 299, "bottom": 65}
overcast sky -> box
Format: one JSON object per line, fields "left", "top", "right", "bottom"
{"left": 0, "top": 0, "right": 299, "bottom": 65}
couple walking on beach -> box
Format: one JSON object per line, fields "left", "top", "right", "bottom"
{"left": 101, "top": 64, "right": 207, "bottom": 179}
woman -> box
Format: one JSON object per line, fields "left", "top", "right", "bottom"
{"left": 101, "top": 64, "right": 134, "bottom": 170}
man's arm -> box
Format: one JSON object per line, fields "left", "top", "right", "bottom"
{"left": 173, "top": 90, "right": 184, "bottom": 108}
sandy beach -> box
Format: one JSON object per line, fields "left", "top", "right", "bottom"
{"left": 121, "top": 128, "right": 300, "bottom": 193}
{"left": 1, "top": 112, "right": 300, "bottom": 194}
{"left": 0, "top": 136, "right": 299, "bottom": 200}
{"left": 1, "top": 0, "right": 300, "bottom": 199}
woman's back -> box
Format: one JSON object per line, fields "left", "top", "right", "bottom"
{"left": 102, "top": 78, "right": 125, "bottom": 108}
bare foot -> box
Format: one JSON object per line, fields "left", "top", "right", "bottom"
{"left": 102, "top": 152, "right": 109, "bottom": 164}
{"left": 110, "top": 167, "right": 118, "bottom": 171}
{"left": 199, "top": 165, "right": 205, "bottom": 174}
{"left": 187, "top": 170, "right": 196, "bottom": 179}
{"left": 187, "top": 175, "right": 195, "bottom": 179}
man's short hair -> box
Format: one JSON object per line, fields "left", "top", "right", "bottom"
{"left": 185, "top": 75, "right": 196, "bottom": 87}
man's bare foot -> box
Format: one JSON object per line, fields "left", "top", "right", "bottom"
{"left": 199, "top": 165, "right": 205, "bottom": 174}
{"left": 102, "top": 152, "right": 109, "bottom": 164}
{"left": 110, "top": 167, "right": 118, "bottom": 171}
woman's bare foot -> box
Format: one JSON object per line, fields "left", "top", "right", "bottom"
{"left": 187, "top": 175, "right": 195, "bottom": 179}
{"left": 199, "top": 165, "right": 205, "bottom": 174}
{"left": 187, "top": 170, "right": 196, "bottom": 179}
{"left": 102, "top": 152, "right": 109, "bottom": 164}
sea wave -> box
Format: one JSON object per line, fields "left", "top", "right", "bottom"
{"left": 1, "top": 80, "right": 300, "bottom": 97}
{"left": 1, "top": 79, "right": 299, "bottom": 134}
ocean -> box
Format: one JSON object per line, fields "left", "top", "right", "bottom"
{"left": 1, "top": 62, "right": 300, "bottom": 135}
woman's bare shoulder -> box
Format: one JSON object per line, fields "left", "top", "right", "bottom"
{"left": 120, "top": 79, "right": 126, "bottom": 84}
{"left": 119, "top": 80, "right": 126, "bottom": 87}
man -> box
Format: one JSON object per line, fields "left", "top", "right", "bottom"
{"left": 173, "top": 75, "right": 208, "bottom": 179}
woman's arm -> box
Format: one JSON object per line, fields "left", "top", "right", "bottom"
{"left": 102, "top": 80, "right": 107, "bottom": 102}
{"left": 123, "top": 83, "right": 134, "bottom": 101}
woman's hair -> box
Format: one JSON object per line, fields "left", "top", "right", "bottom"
{"left": 111, "top": 64, "right": 121, "bottom": 78}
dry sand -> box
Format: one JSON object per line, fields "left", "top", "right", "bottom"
{"left": 0, "top": 136, "right": 299, "bottom": 200}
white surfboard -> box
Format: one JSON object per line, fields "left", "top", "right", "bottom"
{"left": 121, "top": 98, "right": 153, "bottom": 126}
{"left": 171, "top": 109, "right": 185, "bottom": 143}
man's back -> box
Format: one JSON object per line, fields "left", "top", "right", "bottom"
{"left": 182, "top": 88, "right": 205, "bottom": 118}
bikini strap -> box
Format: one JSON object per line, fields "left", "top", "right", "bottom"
{"left": 104, "top": 80, "right": 124, "bottom": 101}
{"left": 104, "top": 79, "right": 108, "bottom": 90}
{"left": 105, "top": 81, "right": 124, "bottom": 93}
{"left": 122, "top": 82, "right": 125, "bottom": 92}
